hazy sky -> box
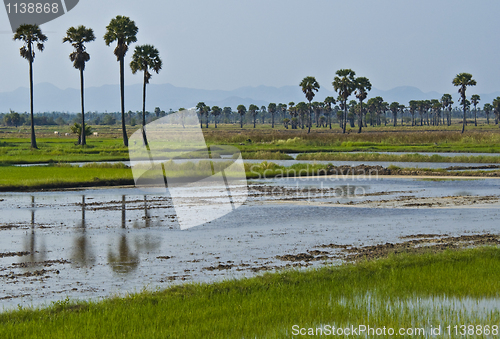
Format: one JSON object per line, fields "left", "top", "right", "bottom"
{"left": 1, "top": 0, "right": 499, "bottom": 94}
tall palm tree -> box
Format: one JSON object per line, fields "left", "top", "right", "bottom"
{"left": 441, "top": 94, "right": 453, "bottom": 126}
{"left": 452, "top": 73, "right": 477, "bottom": 133}
{"left": 409, "top": 100, "right": 418, "bottom": 126}
{"left": 268, "top": 103, "right": 277, "bottom": 128}
{"left": 237, "top": 105, "right": 246, "bottom": 128}
{"left": 196, "top": 102, "right": 206, "bottom": 128}
{"left": 130, "top": 44, "right": 162, "bottom": 146}
{"left": 299, "top": 76, "right": 320, "bottom": 133}
{"left": 493, "top": 97, "right": 500, "bottom": 127}
{"left": 104, "top": 15, "right": 138, "bottom": 147}
{"left": 389, "top": 102, "right": 400, "bottom": 127}
{"left": 248, "top": 104, "right": 259, "bottom": 128}
{"left": 14, "top": 24, "right": 47, "bottom": 149}
{"left": 354, "top": 77, "right": 371, "bottom": 133}
{"left": 333, "top": 69, "right": 356, "bottom": 134}
{"left": 483, "top": 103, "right": 493, "bottom": 125}
{"left": 203, "top": 105, "right": 211, "bottom": 128}
{"left": 470, "top": 94, "right": 480, "bottom": 127}
{"left": 324, "top": 96, "right": 336, "bottom": 130}
{"left": 63, "top": 25, "right": 95, "bottom": 146}
{"left": 211, "top": 105, "right": 221, "bottom": 128}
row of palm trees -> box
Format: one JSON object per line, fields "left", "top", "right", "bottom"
{"left": 196, "top": 92, "right": 500, "bottom": 131}
{"left": 196, "top": 71, "right": 498, "bottom": 133}
{"left": 14, "top": 16, "right": 161, "bottom": 148}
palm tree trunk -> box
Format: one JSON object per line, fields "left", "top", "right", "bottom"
{"left": 80, "top": 68, "right": 86, "bottom": 146}
{"left": 120, "top": 55, "right": 128, "bottom": 146}
{"left": 142, "top": 70, "right": 148, "bottom": 146}
{"left": 474, "top": 106, "right": 477, "bottom": 127}
{"left": 28, "top": 46, "right": 37, "bottom": 149}
{"left": 271, "top": 113, "right": 274, "bottom": 128}
{"left": 307, "top": 102, "right": 311, "bottom": 134}
{"left": 240, "top": 114, "right": 243, "bottom": 128}
{"left": 342, "top": 101, "right": 347, "bottom": 134}
{"left": 358, "top": 101, "right": 363, "bottom": 133}
{"left": 462, "top": 100, "right": 466, "bottom": 134}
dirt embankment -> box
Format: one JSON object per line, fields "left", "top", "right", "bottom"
{"left": 276, "top": 233, "right": 500, "bottom": 263}
{"left": 325, "top": 164, "right": 500, "bottom": 177}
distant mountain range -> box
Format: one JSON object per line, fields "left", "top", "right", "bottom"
{"left": 1, "top": 83, "right": 499, "bottom": 113}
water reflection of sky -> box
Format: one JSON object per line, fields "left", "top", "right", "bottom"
{"left": 0, "top": 177, "right": 499, "bottom": 310}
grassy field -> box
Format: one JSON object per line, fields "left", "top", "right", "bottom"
{"left": 2, "top": 161, "right": 500, "bottom": 191}
{"left": 296, "top": 152, "right": 500, "bottom": 163}
{"left": 0, "top": 246, "right": 499, "bottom": 338}
{"left": 1, "top": 124, "right": 500, "bottom": 165}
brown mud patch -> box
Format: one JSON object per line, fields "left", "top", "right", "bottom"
{"left": 275, "top": 233, "right": 500, "bottom": 264}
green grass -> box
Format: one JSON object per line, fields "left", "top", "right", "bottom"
{"left": 1, "top": 160, "right": 499, "bottom": 191}
{"left": 0, "top": 163, "right": 134, "bottom": 190}
{"left": 2, "top": 127, "right": 500, "bottom": 165}
{"left": 1, "top": 247, "right": 499, "bottom": 338}
{"left": 296, "top": 152, "right": 500, "bottom": 163}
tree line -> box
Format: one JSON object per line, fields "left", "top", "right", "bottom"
{"left": 196, "top": 71, "right": 500, "bottom": 134}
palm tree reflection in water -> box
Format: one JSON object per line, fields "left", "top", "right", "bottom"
{"left": 108, "top": 195, "right": 139, "bottom": 274}
{"left": 22, "top": 196, "right": 46, "bottom": 267}
{"left": 72, "top": 195, "right": 95, "bottom": 267}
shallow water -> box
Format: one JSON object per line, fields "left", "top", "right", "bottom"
{"left": 1, "top": 177, "right": 499, "bottom": 310}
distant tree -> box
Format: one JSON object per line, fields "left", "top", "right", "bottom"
{"left": 70, "top": 122, "right": 92, "bottom": 144}
{"left": 130, "top": 44, "right": 162, "bottom": 145}
{"left": 390, "top": 102, "right": 400, "bottom": 127}
{"left": 493, "top": 97, "right": 500, "bottom": 126}
{"left": 63, "top": 25, "right": 95, "bottom": 146}
{"left": 296, "top": 102, "right": 308, "bottom": 129}
{"left": 452, "top": 73, "right": 477, "bottom": 133}
{"left": 288, "top": 102, "right": 296, "bottom": 129}
{"left": 211, "top": 105, "right": 221, "bottom": 128}
{"left": 196, "top": 102, "right": 206, "bottom": 128}
{"left": 283, "top": 118, "right": 290, "bottom": 129}
{"left": 312, "top": 102, "right": 323, "bottom": 127}
{"left": 104, "top": 15, "right": 138, "bottom": 146}
{"left": 203, "top": 106, "right": 211, "bottom": 128}
{"left": 14, "top": 24, "right": 48, "bottom": 149}
{"left": 260, "top": 105, "right": 267, "bottom": 124}
{"left": 333, "top": 69, "right": 356, "bottom": 133}
{"left": 354, "top": 77, "right": 371, "bottom": 133}
{"left": 483, "top": 103, "right": 493, "bottom": 125}
{"left": 324, "top": 96, "right": 336, "bottom": 129}
{"left": 441, "top": 94, "right": 453, "bottom": 126}
{"left": 431, "top": 99, "right": 441, "bottom": 126}
{"left": 268, "top": 103, "right": 277, "bottom": 128}
{"left": 471, "top": 94, "right": 480, "bottom": 127}
{"left": 102, "top": 114, "right": 116, "bottom": 125}
{"left": 248, "top": 104, "right": 259, "bottom": 128}
{"left": 237, "top": 104, "right": 246, "bottom": 128}
{"left": 299, "top": 76, "right": 320, "bottom": 133}
{"left": 408, "top": 100, "right": 418, "bottom": 126}
{"left": 222, "top": 107, "right": 233, "bottom": 124}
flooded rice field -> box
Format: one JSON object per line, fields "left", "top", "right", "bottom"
{"left": 1, "top": 176, "right": 500, "bottom": 310}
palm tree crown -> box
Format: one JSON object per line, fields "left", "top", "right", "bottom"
{"left": 63, "top": 25, "right": 95, "bottom": 71}
{"left": 104, "top": 15, "right": 138, "bottom": 60}
{"left": 130, "top": 44, "right": 162, "bottom": 82}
